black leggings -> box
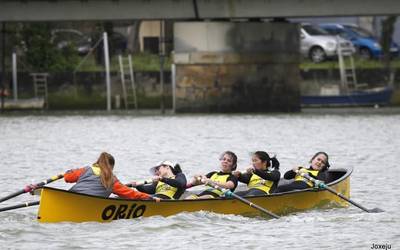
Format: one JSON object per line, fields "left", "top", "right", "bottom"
{"left": 274, "top": 181, "right": 310, "bottom": 193}
{"left": 235, "top": 188, "right": 268, "bottom": 197}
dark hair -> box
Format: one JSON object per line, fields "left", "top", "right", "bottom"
{"left": 220, "top": 151, "right": 238, "bottom": 171}
{"left": 310, "top": 151, "right": 330, "bottom": 171}
{"left": 254, "top": 151, "right": 280, "bottom": 170}
{"left": 172, "top": 164, "right": 182, "bottom": 175}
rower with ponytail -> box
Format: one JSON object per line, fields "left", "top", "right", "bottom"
{"left": 64, "top": 152, "right": 156, "bottom": 201}
{"left": 233, "top": 151, "right": 281, "bottom": 196}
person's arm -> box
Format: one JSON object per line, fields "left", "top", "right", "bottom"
{"left": 64, "top": 167, "right": 87, "bottom": 183}
{"left": 208, "top": 175, "right": 238, "bottom": 191}
{"left": 205, "top": 172, "right": 216, "bottom": 178}
{"left": 226, "top": 175, "right": 238, "bottom": 191}
{"left": 283, "top": 170, "right": 297, "bottom": 180}
{"left": 254, "top": 169, "right": 281, "bottom": 182}
{"left": 237, "top": 172, "right": 251, "bottom": 184}
{"left": 316, "top": 171, "right": 327, "bottom": 182}
{"left": 161, "top": 173, "right": 187, "bottom": 189}
{"left": 135, "top": 182, "right": 157, "bottom": 194}
{"left": 112, "top": 179, "right": 151, "bottom": 199}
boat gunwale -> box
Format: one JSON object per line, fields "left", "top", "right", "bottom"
{"left": 39, "top": 167, "right": 352, "bottom": 203}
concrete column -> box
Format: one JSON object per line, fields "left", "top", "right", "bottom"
{"left": 173, "top": 21, "right": 301, "bottom": 112}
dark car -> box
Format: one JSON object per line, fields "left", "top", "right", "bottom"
{"left": 89, "top": 30, "right": 127, "bottom": 54}
{"left": 51, "top": 29, "right": 92, "bottom": 55}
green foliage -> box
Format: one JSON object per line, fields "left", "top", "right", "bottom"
{"left": 48, "top": 90, "right": 106, "bottom": 110}
{"left": 20, "top": 23, "right": 80, "bottom": 72}
{"left": 75, "top": 52, "right": 172, "bottom": 72}
{"left": 47, "top": 84, "right": 171, "bottom": 110}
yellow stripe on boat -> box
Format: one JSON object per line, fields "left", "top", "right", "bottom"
{"left": 37, "top": 168, "right": 351, "bottom": 223}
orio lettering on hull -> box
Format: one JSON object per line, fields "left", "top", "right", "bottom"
{"left": 101, "top": 204, "right": 146, "bottom": 220}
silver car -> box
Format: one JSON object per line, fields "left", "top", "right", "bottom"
{"left": 300, "top": 24, "right": 355, "bottom": 63}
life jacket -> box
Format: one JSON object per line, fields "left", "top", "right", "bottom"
{"left": 294, "top": 168, "right": 320, "bottom": 187}
{"left": 205, "top": 172, "right": 231, "bottom": 197}
{"left": 69, "top": 164, "right": 113, "bottom": 197}
{"left": 155, "top": 176, "right": 178, "bottom": 200}
{"left": 247, "top": 172, "right": 274, "bottom": 194}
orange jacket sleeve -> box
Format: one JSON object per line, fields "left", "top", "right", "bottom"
{"left": 64, "top": 167, "right": 87, "bottom": 183}
{"left": 112, "top": 179, "right": 151, "bottom": 200}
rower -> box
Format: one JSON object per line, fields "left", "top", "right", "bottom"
{"left": 185, "top": 151, "right": 238, "bottom": 199}
{"left": 275, "top": 151, "right": 330, "bottom": 193}
{"left": 129, "top": 161, "right": 187, "bottom": 200}
{"left": 233, "top": 151, "right": 281, "bottom": 196}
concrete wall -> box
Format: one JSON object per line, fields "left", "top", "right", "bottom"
{"left": 173, "top": 22, "right": 301, "bottom": 112}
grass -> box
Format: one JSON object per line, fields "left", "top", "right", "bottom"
{"left": 74, "top": 52, "right": 172, "bottom": 72}
{"left": 77, "top": 52, "right": 400, "bottom": 72}
{"left": 48, "top": 92, "right": 107, "bottom": 110}
{"left": 47, "top": 85, "right": 172, "bottom": 110}
{"left": 301, "top": 57, "right": 400, "bottom": 70}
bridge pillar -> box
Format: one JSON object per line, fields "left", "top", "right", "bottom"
{"left": 173, "top": 21, "right": 301, "bottom": 112}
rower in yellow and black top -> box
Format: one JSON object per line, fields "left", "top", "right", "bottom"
{"left": 275, "top": 151, "right": 330, "bottom": 193}
{"left": 130, "top": 161, "right": 187, "bottom": 200}
{"left": 185, "top": 151, "right": 238, "bottom": 199}
{"left": 234, "top": 151, "right": 281, "bottom": 196}
{"left": 198, "top": 171, "right": 238, "bottom": 198}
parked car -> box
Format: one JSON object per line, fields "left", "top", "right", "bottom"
{"left": 319, "top": 23, "right": 400, "bottom": 59}
{"left": 300, "top": 24, "right": 355, "bottom": 63}
{"left": 51, "top": 29, "right": 92, "bottom": 55}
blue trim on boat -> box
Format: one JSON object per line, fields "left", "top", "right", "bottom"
{"left": 301, "top": 87, "right": 393, "bottom": 107}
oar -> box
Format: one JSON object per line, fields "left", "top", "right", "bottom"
{"left": 203, "top": 178, "right": 280, "bottom": 219}
{"left": 0, "top": 174, "right": 64, "bottom": 203}
{"left": 0, "top": 201, "right": 40, "bottom": 212}
{"left": 297, "top": 171, "right": 384, "bottom": 213}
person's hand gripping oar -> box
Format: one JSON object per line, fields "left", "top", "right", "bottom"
{"left": 0, "top": 173, "right": 65, "bottom": 203}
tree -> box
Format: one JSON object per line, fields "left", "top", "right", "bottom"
{"left": 20, "top": 23, "right": 79, "bottom": 72}
{"left": 380, "top": 15, "right": 397, "bottom": 85}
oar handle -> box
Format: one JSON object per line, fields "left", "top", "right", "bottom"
{"left": 38, "top": 174, "right": 65, "bottom": 186}
{"left": 0, "top": 201, "right": 40, "bottom": 212}
{"left": 296, "top": 170, "right": 382, "bottom": 213}
{"left": 0, "top": 173, "right": 64, "bottom": 204}
{"left": 205, "top": 179, "right": 280, "bottom": 219}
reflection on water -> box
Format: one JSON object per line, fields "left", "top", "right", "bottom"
{"left": 0, "top": 108, "right": 399, "bottom": 249}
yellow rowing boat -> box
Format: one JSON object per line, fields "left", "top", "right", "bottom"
{"left": 37, "top": 167, "right": 351, "bottom": 223}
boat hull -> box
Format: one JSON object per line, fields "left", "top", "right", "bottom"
{"left": 301, "top": 87, "right": 393, "bottom": 107}
{"left": 37, "top": 168, "right": 351, "bottom": 223}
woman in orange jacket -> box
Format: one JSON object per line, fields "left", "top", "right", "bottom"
{"left": 64, "top": 152, "right": 157, "bottom": 200}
